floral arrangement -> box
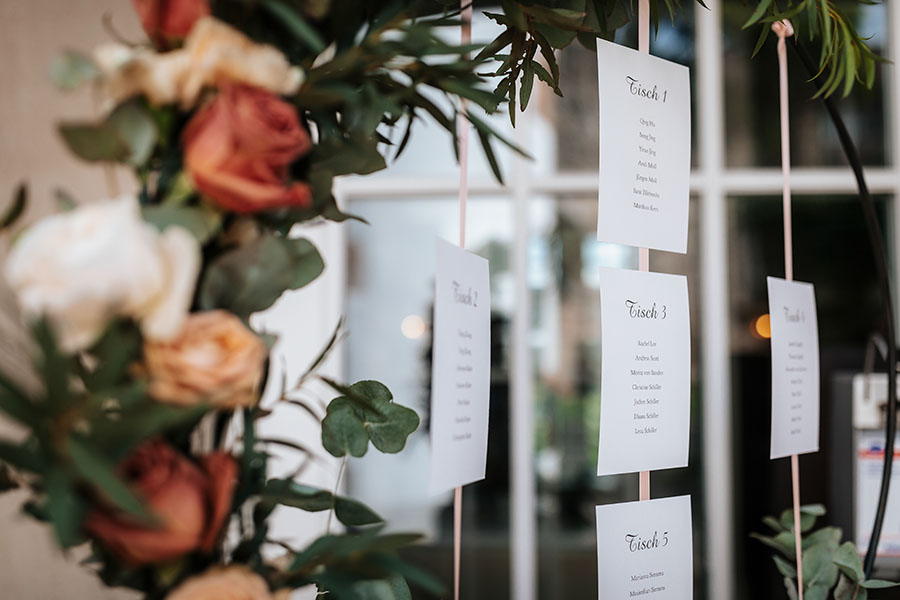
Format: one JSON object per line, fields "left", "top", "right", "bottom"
{"left": 0, "top": 0, "right": 883, "bottom": 599}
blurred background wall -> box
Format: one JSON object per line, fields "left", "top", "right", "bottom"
{"left": 0, "top": 1, "right": 141, "bottom": 597}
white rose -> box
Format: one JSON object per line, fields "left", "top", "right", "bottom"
{"left": 95, "top": 17, "right": 304, "bottom": 109}
{"left": 4, "top": 197, "right": 200, "bottom": 353}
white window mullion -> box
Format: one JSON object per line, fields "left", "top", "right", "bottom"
{"left": 696, "top": 2, "right": 735, "bottom": 600}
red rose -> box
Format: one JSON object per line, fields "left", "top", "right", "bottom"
{"left": 133, "top": 0, "right": 210, "bottom": 49}
{"left": 183, "top": 85, "right": 313, "bottom": 213}
{"left": 86, "top": 440, "right": 237, "bottom": 565}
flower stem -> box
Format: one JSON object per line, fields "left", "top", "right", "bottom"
{"left": 325, "top": 456, "right": 348, "bottom": 534}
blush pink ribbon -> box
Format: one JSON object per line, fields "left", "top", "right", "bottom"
{"left": 773, "top": 18, "right": 804, "bottom": 600}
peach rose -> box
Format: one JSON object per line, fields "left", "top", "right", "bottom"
{"left": 86, "top": 441, "right": 237, "bottom": 565}
{"left": 144, "top": 310, "right": 267, "bottom": 408}
{"left": 94, "top": 17, "right": 304, "bottom": 109}
{"left": 166, "top": 566, "right": 290, "bottom": 600}
{"left": 133, "top": 0, "right": 210, "bottom": 49}
{"left": 184, "top": 84, "right": 313, "bottom": 213}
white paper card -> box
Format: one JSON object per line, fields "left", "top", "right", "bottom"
{"left": 768, "top": 277, "right": 820, "bottom": 459}
{"left": 598, "top": 268, "right": 691, "bottom": 475}
{"left": 429, "top": 238, "right": 491, "bottom": 494}
{"left": 596, "top": 38, "right": 691, "bottom": 254}
{"left": 596, "top": 495, "right": 693, "bottom": 600}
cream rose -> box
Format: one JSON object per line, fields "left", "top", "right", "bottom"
{"left": 166, "top": 566, "right": 288, "bottom": 600}
{"left": 94, "top": 16, "right": 304, "bottom": 109}
{"left": 4, "top": 197, "right": 200, "bottom": 353}
{"left": 144, "top": 310, "right": 267, "bottom": 408}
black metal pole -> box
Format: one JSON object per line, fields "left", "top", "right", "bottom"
{"left": 789, "top": 38, "right": 897, "bottom": 578}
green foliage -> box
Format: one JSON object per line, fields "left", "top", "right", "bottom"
{"left": 0, "top": 320, "right": 207, "bottom": 548}
{"left": 276, "top": 528, "right": 444, "bottom": 598}
{"left": 743, "top": 0, "right": 883, "bottom": 99}
{"left": 59, "top": 99, "right": 158, "bottom": 166}
{"left": 260, "top": 478, "right": 384, "bottom": 527}
{"left": 142, "top": 204, "right": 222, "bottom": 244}
{"left": 198, "top": 234, "right": 325, "bottom": 319}
{"left": 752, "top": 505, "right": 898, "bottom": 599}
{"left": 321, "top": 380, "right": 420, "bottom": 458}
{"left": 0, "top": 183, "right": 26, "bottom": 231}
{"left": 50, "top": 50, "right": 100, "bottom": 90}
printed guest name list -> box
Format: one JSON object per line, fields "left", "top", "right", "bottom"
{"left": 598, "top": 268, "right": 691, "bottom": 476}
{"left": 429, "top": 238, "right": 491, "bottom": 494}
{"left": 596, "top": 38, "right": 691, "bottom": 254}
{"left": 767, "top": 277, "right": 820, "bottom": 459}
{"left": 596, "top": 496, "right": 693, "bottom": 599}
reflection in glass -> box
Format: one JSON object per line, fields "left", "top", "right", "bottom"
{"left": 723, "top": 2, "right": 887, "bottom": 167}
{"left": 728, "top": 194, "right": 891, "bottom": 599}
{"left": 345, "top": 197, "right": 513, "bottom": 599}
{"left": 530, "top": 195, "right": 705, "bottom": 599}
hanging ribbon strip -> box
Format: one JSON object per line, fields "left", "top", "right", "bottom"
{"left": 637, "top": 0, "right": 651, "bottom": 503}
{"left": 453, "top": 3, "right": 472, "bottom": 600}
{"left": 773, "top": 19, "right": 803, "bottom": 600}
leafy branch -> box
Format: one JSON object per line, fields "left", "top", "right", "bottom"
{"left": 743, "top": 0, "right": 884, "bottom": 98}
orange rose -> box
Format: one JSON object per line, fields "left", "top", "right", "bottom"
{"left": 144, "top": 310, "right": 267, "bottom": 408}
{"left": 86, "top": 441, "right": 237, "bottom": 565}
{"left": 133, "top": 0, "right": 210, "bottom": 49}
{"left": 183, "top": 85, "right": 313, "bottom": 213}
{"left": 166, "top": 566, "right": 290, "bottom": 600}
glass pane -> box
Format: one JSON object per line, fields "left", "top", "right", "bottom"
{"left": 723, "top": 2, "right": 888, "bottom": 167}
{"left": 727, "top": 194, "right": 891, "bottom": 598}
{"left": 345, "top": 197, "right": 514, "bottom": 599}
{"left": 531, "top": 196, "right": 706, "bottom": 599}
{"left": 539, "top": 11, "right": 698, "bottom": 174}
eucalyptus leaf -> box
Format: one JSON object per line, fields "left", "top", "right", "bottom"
{"left": 321, "top": 381, "right": 419, "bottom": 458}
{"left": 833, "top": 541, "right": 865, "bottom": 583}
{"left": 142, "top": 205, "right": 221, "bottom": 244}
{"left": 50, "top": 50, "right": 100, "bottom": 90}
{"left": 199, "top": 235, "right": 324, "bottom": 318}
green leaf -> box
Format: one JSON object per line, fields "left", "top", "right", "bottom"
{"left": 321, "top": 381, "right": 419, "bottom": 458}
{"left": 261, "top": 0, "right": 326, "bottom": 52}
{"left": 783, "top": 576, "right": 799, "bottom": 600}
{"left": 322, "top": 398, "right": 370, "bottom": 458}
{"left": 50, "top": 50, "right": 100, "bottom": 90}
{"left": 45, "top": 468, "right": 86, "bottom": 547}
{"left": 834, "top": 574, "right": 860, "bottom": 600}
{"left": 861, "top": 578, "right": 899, "bottom": 589}
{"left": 142, "top": 204, "right": 221, "bottom": 244}
{"left": 67, "top": 437, "right": 150, "bottom": 522}
{"left": 751, "top": 531, "right": 797, "bottom": 558}
{"left": 803, "top": 541, "right": 838, "bottom": 589}
{"left": 54, "top": 188, "right": 77, "bottom": 211}
{"left": 1, "top": 183, "right": 26, "bottom": 230}
{"left": 261, "top": 479, "right": 334, "bottom": 511}
{"left": 804, "top": 584, "right": 828, "bottom": 600}
{"left": 772, "top": 554, "right": 796, "bottom": 579}
{"left": 198, "top": 234, "right": 324, "bottom": 318}
{"left": 58, "top": 122, "right": 131, "bottom": 163}
{"left": 335, "top": 496, "right": 384, "bottom": 527}
{"left": 833, "top": 541, "right": 865, "bottom": 583}
{"left": 0, "top": 369, "right": 36, "bottom": 427}
{"left": 743, "top": 0, "right": 773, "bottom": 29}
{"left": 59, "top": 100, "right": 157, "bottom": 166}
{"left": 107, "top": 100, "right": 158, "bottom": 165}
